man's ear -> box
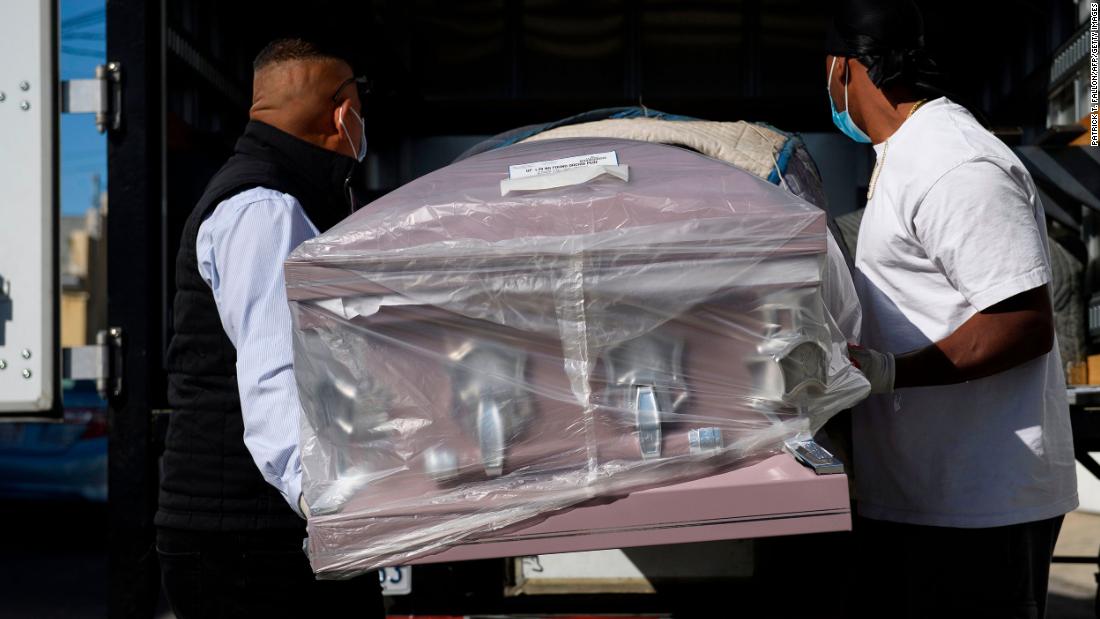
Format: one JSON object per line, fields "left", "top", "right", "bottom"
{"left": 333, "top": 98, "right": 352, "bottom": 132}
{"left": 847, "top": 58, "right": 872, "bottom": 85}
{"left": 332, "top": 98, "right": 354, "bottom": 157}
{"left": 841, "top": 57, "right": 855, "bottom": 86}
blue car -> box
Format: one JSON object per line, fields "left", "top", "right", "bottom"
{"left": 0, "top": 380, "right": 108, "bottom": 502}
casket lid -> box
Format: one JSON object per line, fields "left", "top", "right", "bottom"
{"left": 285, "top": 138, "right": 826, "bottom": 309}
{"left": 289, "top": 138, "right": 823, "bottom": 265}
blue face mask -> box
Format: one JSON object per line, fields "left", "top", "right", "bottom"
{"left": 828, "top": 57, "right": 872, "bottom": 144}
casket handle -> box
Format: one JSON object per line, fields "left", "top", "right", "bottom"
{"left": 478, "top": 396, "right": 506, "bottom": 477}
{"left": 634, "top": 385, "right": 663, "bottom": 460}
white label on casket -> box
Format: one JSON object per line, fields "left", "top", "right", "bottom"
{"left": 508, "top": 151, "right": 618, "bottom": 179}
{"left": 500, "top": 164, "right": 629, "bottom": 196}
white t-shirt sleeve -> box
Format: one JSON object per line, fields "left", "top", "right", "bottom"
{"left": 913, "top": 159, "right": 1050, "bottom": 311}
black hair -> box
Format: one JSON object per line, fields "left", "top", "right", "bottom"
{"left": 825, "top": 0, "right": 941, "bottom": 93}
{"left": 253, "top": 37, "right": 351, "bottom": 73}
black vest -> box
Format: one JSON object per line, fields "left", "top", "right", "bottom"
{"left": 157, "top": 121, "right": 357, "bottom": 531}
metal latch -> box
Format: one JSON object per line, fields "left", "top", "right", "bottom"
{"left": 62, "top": 327, "right": 123, "bottom": 401}
{"left": 61, "top": 62, "right": 121, "bottom": 133}
{"left": 0, "top": 274, "right": 10, "bottom": 344}
{"left": 787, "top": 438, "right": 844, "bottom": 475}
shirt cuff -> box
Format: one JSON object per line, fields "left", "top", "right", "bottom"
{"left": 967, "top": 266, "right": 1050, "bottom": 312}
{"left": 286, "top": 472, "right": 306, "bottom": 519}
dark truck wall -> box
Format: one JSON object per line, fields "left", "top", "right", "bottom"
{"left": 160, "top": 0, "right": 1080, "bottom": 350}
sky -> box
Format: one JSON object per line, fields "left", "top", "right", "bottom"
{"left": 59, "top": 0, "right": 106, "bottom": 216}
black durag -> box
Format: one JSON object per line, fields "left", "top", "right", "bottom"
{"left": 825, "top": 0, "right": 941, "bottom": 91}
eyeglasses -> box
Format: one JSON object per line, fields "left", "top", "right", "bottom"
{"left": 331, "top": 75, "right": 371, "bottom": 104}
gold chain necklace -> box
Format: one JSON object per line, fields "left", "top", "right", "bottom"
{"left": 866, "top": 98, "right": 928, "bottom": 202}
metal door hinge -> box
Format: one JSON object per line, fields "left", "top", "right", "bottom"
{"left": 61, "top": 62, "right": 121, "bottom": 133}
{"left": 62, "top": 327, "right": 123, "bottom": 401}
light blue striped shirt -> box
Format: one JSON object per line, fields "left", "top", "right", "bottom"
{"left": 196, "top": 186, "right": 317, "bottom": 518}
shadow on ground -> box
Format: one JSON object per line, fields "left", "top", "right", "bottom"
{"left": 0, "top": 500, "right": 108, "bottom": 618}
{"left": 0, "top": 500, "right": 1094, "bottom": 618}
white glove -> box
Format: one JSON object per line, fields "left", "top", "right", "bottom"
{"left": 848, "top": 344, "right": 895, "bottom": 394}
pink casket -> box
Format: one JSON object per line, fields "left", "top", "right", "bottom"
{"left": 285, "top": 138, "right": 868, "bottom": 578}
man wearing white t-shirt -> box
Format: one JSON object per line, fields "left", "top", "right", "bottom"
{"left": 825, "top": 1, "right": 1077, "bottom": 617}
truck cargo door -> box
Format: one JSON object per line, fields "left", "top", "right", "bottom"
{"left": 0, "top": 0, "right": 60, "bottom": 418}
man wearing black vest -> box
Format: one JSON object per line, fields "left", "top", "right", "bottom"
{"left": 157, "top": 38, "right": 382, "bottom": 618}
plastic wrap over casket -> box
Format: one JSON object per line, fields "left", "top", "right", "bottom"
{"left": 285, "top": 137, "right": 870, "bottom": 578}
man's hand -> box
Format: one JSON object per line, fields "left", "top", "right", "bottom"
{"left": 848, "top": 344, "right": 896, "bottom": 394}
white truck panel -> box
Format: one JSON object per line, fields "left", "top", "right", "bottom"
{"left": 0, "top": 0, "right": 57, "bottom": 413}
